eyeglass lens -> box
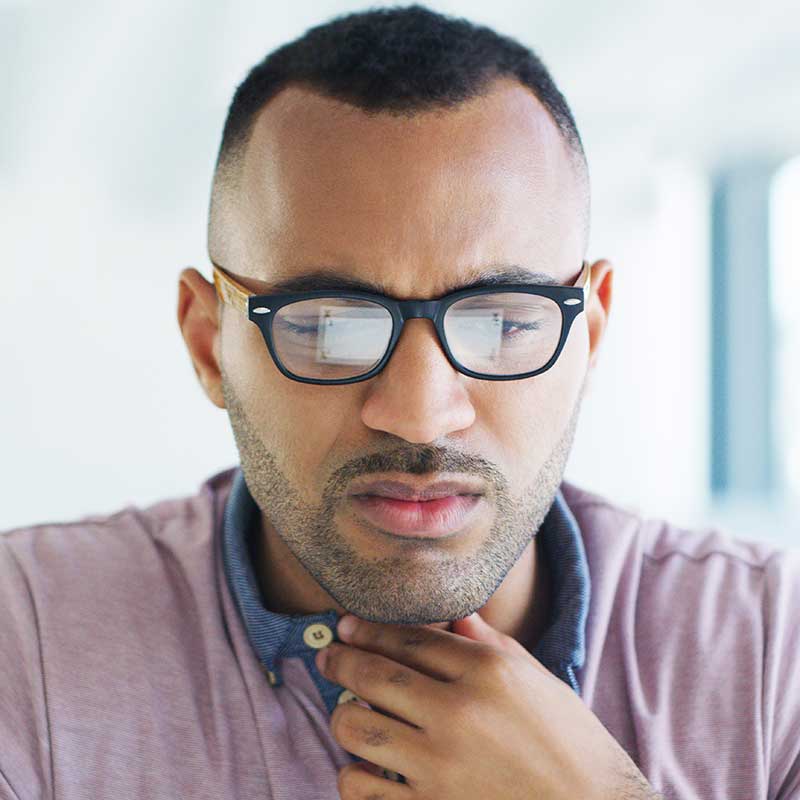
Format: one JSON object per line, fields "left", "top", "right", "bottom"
{"left": 269, "top": 293, "right": 563, "bottom": 380}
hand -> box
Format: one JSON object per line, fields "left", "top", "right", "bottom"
{"left": 316, "top": 611, "right": 660, "bottom": 800}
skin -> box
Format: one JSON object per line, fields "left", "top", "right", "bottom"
{"left": 177, "top": 76, "right": 613, "bottom": 653}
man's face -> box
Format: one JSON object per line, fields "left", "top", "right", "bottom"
{"left": 199, "top": 77, "right": 607, "bottom": 626}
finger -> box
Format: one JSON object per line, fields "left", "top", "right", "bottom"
{"left": 320, "top": 642, "right": 446, "bottom": 729}
{"left": 331, "top": 699, "right": 424, "bottom": 784}
{"left": 337, "top": 761, "right": 414, "bottom": 799}
{"left": 336, "top": 614, "right": 492, "bottom": 681}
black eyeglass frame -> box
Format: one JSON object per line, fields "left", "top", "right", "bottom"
{"left": 211, "top": 260, "right": 591, "bottom": 385}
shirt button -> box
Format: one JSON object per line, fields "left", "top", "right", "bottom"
{"left": 337, "top": 689, "right": 360, "bottom": 705}
{"left": 303, "top": 623, "right": 334, "bottom": 649}
{"left": 336, "top": 689, "right": 371, "bottom": 710}
{"left": 259, "top": 663, "right": 278, "bottom": 685}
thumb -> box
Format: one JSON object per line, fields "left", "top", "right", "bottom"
{"left": 451, "top": 611, "right": 525, "bottom": 657}
{"left": 451, "top": 611, "right": 499, "bottom": 643}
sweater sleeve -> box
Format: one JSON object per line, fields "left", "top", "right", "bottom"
{"left": 0, "top": 535, "right": 52, "bottom": 800}
{"left": 763, "top": 547, "right": 800, "bottom": 800}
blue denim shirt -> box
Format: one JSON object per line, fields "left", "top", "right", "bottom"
{"left": 221, "top": 466, "right": 591, "bottom": 718}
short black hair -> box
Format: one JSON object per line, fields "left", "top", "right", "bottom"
{"left": 210, "top": 4, "right": 589, "bottom": 252}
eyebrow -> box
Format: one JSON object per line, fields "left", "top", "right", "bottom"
{"left": 262, "top": 265, "right": 562, "bottom": 296}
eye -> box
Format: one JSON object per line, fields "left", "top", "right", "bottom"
{"left": 278, "top": 319, "right": 318, "bottom": 336}
{"left": 501, "top": 319, "right": 544, "bottom": 337}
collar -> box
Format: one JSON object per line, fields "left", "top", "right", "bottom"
{"left": 220, "top": 466, "right": 590, "bottom": 713}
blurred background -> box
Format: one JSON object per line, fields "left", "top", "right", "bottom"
{"left": 1, "top": 0, "right": 798, "bottom": 547}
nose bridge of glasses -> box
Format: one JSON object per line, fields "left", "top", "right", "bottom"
{"left": 396, "top": 299, "right": 440, "bottom": 321}
{"left": 390, "top": 300, "right": 450, "bottom": 371}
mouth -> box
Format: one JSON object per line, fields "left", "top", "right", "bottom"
{"left": 347, "top": 476, "right": 486, "bottom": 503}
{"left": 349, "top": 493, "right": 484, "bottom": 539}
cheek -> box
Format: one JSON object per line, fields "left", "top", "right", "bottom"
{"left": 552, "top": 315, "right": 589, "bottom": 392}
{"left": 484, "top": 321, "right": 588, "bottom": 449}
{"left": 221, "top": 311, "right": 269, "bottom": 378}
{"left": 265, "top": 382, "right": 360, "bottom": 478}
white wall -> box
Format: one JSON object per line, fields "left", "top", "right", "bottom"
{"left": 2, "top": 0, "right": 799, "bottom": 547}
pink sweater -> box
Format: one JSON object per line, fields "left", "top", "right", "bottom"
{"left": 1, "top": 466, "right": 798, "bottom": 799}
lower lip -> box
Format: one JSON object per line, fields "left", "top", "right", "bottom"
{"left": 349, "top": 494, "right": 483, "bottom": 538}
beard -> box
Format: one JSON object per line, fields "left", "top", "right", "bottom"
{"left": 220, "top": 360, "right": 585, "bottom": 626}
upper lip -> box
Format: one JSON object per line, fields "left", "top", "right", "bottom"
{"left": 348, "top": 477, "right": 485, "bottom": 501}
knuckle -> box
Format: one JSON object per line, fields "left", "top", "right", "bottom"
{"left": 333, "top": 705, "right": 392, "bottom": 750}
{"left": 479, "top": 649, "right": 515, "bottom": 683}
{"left": 387, "top": 667, "right": 413, "bottom": 686}
{"left": 400, "top": 628, "right": 433, "bottom": 649}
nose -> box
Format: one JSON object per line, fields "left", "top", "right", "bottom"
{"left": 360, "top": 318, "right": 476, "bottom": 443}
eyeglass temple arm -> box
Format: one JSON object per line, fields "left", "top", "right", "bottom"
{"left": 212, "top": 264, "right": 251, "bottom": 315}
{"left": 575, "top": 260, "right": 591, "bottom": 299}
{"left": 211, "top": 260, "right": 592, "bottom": 314}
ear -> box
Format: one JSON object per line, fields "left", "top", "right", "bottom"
{"left": 177, "top": 267, "right": 225, "bottom": 409}
{"left": 585, "top": 259, "right": 613, "bottom": 379}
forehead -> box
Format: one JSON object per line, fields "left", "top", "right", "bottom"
{"left": 230, "top": 77, "right": 584, "bottom": 296}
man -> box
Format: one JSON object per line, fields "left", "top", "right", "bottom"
{"left": 2, "top": 5, "right": 798, "bottom": 799}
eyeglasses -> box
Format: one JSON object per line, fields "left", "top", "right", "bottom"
{"left": 211, "top": 260, "right": 591, "bottom": 385}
